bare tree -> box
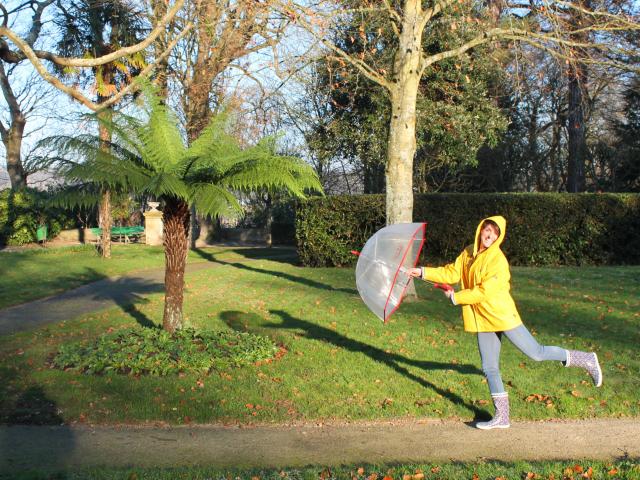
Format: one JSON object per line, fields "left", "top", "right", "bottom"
{"left": 0, "top": 0, "right": 54, "bottom": 190}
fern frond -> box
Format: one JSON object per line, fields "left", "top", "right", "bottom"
{"left": 190, "top": 183, "right": 244, "bottom": 219}
{"left": 219, "top": 152, "right": 322, "bottom": 198}
{"left": 49, "top": 183, "right": 103, "bottom": 209}
{"left": 137, "top": 104, "right": 186, "bottom": 173}
{"left": 142, "top": 173, "right": 189, "bottom": 200}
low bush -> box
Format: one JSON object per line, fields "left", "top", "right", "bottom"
{"left": 295, "top": 193, "right": 640, "bottom": 267}
{"left": 0, "top": 188, "right": 76, "bottom": 246}
{"left": 52, "top": 327, "right": 279, "bottom": 376}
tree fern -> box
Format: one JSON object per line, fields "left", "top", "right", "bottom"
{"left": 40, "top": 89, "right": 323, "bottom": 332}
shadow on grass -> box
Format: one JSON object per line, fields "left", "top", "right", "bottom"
{"left": 0, "top": 367, "right": 75, "bottom": 474}
{"left": 221, "top": 309, "right": 486, "bottom": 420}
{"left": 0, "top": 365, "right": 72, "bottom": 445}
{"left": 0, "top": 267, "right": 161, "bottom": 334}
{"left": 72, "top": 268, "right": 161, "bottom": 329}
{"left": 192, "top": 248, "right": 357, "bottom": 296}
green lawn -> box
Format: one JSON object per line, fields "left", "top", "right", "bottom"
{"left": 0, "top": 244, "right": 295, "bottom": 309}
{"left": 6, "top": 460, "right": 640, "bottom": 480}
{"left": 0, "top": 246, "right": 638, "bottom": 426}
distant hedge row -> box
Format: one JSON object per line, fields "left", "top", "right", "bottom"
{"left": 295, "top": 193, "right": 640, "bottom": 267}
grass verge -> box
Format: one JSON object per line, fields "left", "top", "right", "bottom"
{"left": 0, "top": 246, "right": 637, "bottom": 425}
{"left": 5, "top": 459, "right": 640, "bottom": 480}
{"left": 0, "top": 244, "right": 295, "bottom": 309}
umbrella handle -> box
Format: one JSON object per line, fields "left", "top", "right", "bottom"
{"left": 433, "top": 282, "right": 453, "bottom": 293}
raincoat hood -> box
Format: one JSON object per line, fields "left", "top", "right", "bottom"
{"left": 473, "top": 215, "right": 507, "bottom": 257}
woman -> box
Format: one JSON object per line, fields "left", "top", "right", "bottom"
{"left": 408, "top": 215, "right": 602, "bottom": 430}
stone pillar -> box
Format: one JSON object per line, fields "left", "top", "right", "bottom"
{"left": 143, "top": 202, "right": 164, "bottom": 246}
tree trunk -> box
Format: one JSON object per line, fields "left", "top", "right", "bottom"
{"left": 0, "top": 61, "right": 27, "bottom": 190}
{"left": 386, "top": 0, "right": 423, "bottom": 225}
{"left": 364, "top": 162, "right": 385, "bottom": 194}
{"left": 98, "top": 189, "right": 112, "bottom": 258}
{"left": 5, "top": 116, "right": 27, "bottom": 190}
{"left": 567, "top": 62, "right": 587, "bottom": 192}
{"left": 566, "top": 0, "right": 590, "bottom": 193}
{"left": 149, "top": 0, "right": 170, "bottom": 98}
{"left": 97, "top": 109, "right": 113, "bottom": 258}
{"left": 162, "top": 198, "right": 190, "bottom": 333}
{"left": 384, "top": 0, "right": 424, "bottom": 301}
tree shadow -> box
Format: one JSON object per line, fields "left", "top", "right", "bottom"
{"left": 221, "top": 308, "right": 486, "bottom": 419}
{"left": 192, "top": 248, "right": 358, "bottom": 295}
{"left": 78, "top": 268, "right": 162, "bottom": 328}
{"left": 0, "top": 267, "right": 163, "bottom": 334}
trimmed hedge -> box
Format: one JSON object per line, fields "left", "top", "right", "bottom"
{"left": 295, "top": 193, "right": 640, "bottom": 267}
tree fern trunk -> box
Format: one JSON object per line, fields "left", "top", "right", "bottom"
{"left": 98, "top": 108, "right": 113, "bottom": 258}
{"left": 99, "top": 190, "right": 112, "bottom": 259}
{"left": 163, "top": 197, "right": 190, "bottom": 333}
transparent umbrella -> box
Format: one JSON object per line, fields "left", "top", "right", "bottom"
{"left": 352, "top": 223, "right": 426, "bottom": 323}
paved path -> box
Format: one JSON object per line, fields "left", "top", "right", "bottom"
{"left": 1, "top": 418, "right": 639, "bottom": 471}
{"left": 0, "top": 249, "right": 294, "bottom": 335}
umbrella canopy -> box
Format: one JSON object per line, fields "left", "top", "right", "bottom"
{"left": 354, "top": 223, "right": 426, "bottom": 322}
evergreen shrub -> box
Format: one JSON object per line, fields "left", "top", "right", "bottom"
{"left": 295, "top": 193, "right": 640, "bottom": 267}
{"left": 52, "top": 327, "right": 279, "bottom": 376}
{"left": 0, "top": 188, "right": 76, "bottom": 246}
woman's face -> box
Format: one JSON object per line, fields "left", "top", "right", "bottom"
{"left": 479, "top": 224, "right": 499, "bottom": 250}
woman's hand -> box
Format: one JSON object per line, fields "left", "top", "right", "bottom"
{"left": 406, "top": 268, "right": 422, "bottom": 278}
{"left": 443, "top": 287, "right": 457, "bottom": 305}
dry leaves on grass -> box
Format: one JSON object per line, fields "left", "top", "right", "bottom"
{"left": 525, "top": 393, "right": 555, "bottom": 408}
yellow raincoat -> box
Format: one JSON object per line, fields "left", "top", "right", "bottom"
{"left": 422, "top": 216, "right": 522, "bottom": 333}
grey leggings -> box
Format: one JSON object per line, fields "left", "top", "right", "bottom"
{"left": 477, "top": 324, "right": 568, "bottom": 395}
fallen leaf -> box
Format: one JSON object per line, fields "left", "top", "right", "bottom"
{"left": 380, "top": 398, "right": 393, "bottom": 408}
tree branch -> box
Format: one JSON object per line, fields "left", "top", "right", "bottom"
{"left": 25, "top": 0, "right": 55, "bottom": 46}
{"left": 18, "top": 22, "right": 193, "bottom": 112}
{"left": 0, "top": 0, "right": 185, "bottom": 67}
{"left": 419, "top": 0, "right": 458, "bottom": 34}
{"left": 0, "top": 60, "right": 20, "bottom": 118}
{"left": 421, "top": 25, "right": 640, "bottom": 76}
{"left": 280, "top": 10, "right": 392, "bottom": 91}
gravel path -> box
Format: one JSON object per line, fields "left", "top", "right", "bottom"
{"left": 1, "top": 418, "right": 638, "bottom": 472}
